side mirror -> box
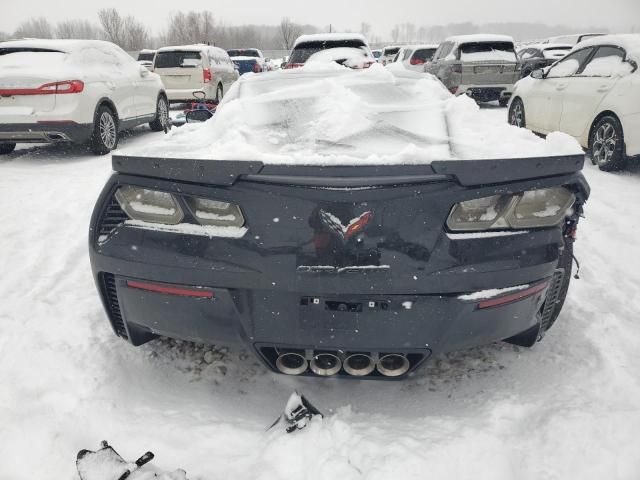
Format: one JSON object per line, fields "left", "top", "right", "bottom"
{"left": 531, "top": 68, "right": 545, "bottom": 79}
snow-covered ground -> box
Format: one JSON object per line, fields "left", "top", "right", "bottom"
{"left": 1, "top": 108, "right": 640, "bottom": 479}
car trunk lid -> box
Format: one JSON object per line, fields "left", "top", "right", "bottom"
{"left": 458, "top": 41, "right": 519, "bottom": 85}
{"left": 154, "top": 50, "right": 205, "bottom": 89}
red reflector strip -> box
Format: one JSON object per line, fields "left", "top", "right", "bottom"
{"left": 477, "top": 282, "right": 548, "bottom": 310}
{"left": 126, "top": 280, "right": 214, "bottom": 298}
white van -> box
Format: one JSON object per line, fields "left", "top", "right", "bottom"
{"left": 154, "top": 44, "right": 239, "bottom": 103}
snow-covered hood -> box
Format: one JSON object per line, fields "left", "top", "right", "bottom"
{"left": 126, "top": 63, "right": 581, "bottom": 165}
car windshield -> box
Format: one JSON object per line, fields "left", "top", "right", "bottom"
{"left": 155, "top": 50, "right": 202, "bottom": 68}
{"left": 228, "top": 49, "right": 259, "bottom": 58}
{"left": 289, "top": 40, "right": 367, "bottom": 64}
{"left": 459, "top": 42, "right": 517, "bottom": 61}
{"left": 137, "top": 52, "right": 155, "bottom": 61}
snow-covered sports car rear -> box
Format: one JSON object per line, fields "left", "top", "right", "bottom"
{"left": 89, "top": 64, "right": 590, "bottom": 379}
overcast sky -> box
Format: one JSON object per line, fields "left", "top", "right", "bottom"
{"left": 2, "top": 0, "right": 638, "bottom": 37}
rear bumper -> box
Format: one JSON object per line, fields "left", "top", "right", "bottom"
{"left": 166, "top": 87, "right": 213, "bottom": 102}
{"left": 0, "top": 121, "right": 92, "bottom": 144}
{"left": 456, "top": 85, "right": 514, "bottom": 101}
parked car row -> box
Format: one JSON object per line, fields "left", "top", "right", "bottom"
{"left": 509, "top": 34, "right": 640, "bottom": 171}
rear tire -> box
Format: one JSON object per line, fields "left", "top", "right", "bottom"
{"left": 215, "top": 84, "right": 223, "bottom": 103}
{"left": 0, "top": 143, "right": 16, "bottom": 155}
{"left": 589, "top": 115, "right": 626, "bottom": 171}
{"left": 149, "top": 95, "right": 170, "bottom": 132}
{"left": 508, "top": 98, "right": 526, "bottom": 128}
{"left": 90, "top": 105, "right": 118, "bottom": 155}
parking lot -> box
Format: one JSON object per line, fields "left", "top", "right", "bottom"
{"left": 2, "top": 104, "right": 639, "bottom": 479}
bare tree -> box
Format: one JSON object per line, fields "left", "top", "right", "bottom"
{"left": 280, "top": 17, "right": 301, "bottom": 50}
{"left": 390, "top": 25, "right": 400, "bottom": 43}
{"left": 163, "top": 10, "right": 217, "bottom": 46}
{"left": 123, "top": 16, "right": 149, "bottom": 49}
{"left": 56, "top": 19, "right": 101, "bottom": 40}
{"left": 13, "top": 17, "right": 53, "bottom": 38}
{"left": 360, "top": 22, "right": 371, "bottom": 39}
{"left": 98, "top": 8, "right": 125, "bottom": 46}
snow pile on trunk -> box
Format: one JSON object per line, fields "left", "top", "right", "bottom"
{"left": 125, "top": 63, "right": 581, "bottom": 165}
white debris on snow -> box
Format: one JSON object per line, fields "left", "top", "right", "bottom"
{"left": 124, "top": 220, "right": 248, "bottom": 239}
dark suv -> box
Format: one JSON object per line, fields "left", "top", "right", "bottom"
{"left": 517, "top": 44, "right": 572, "bottom": 78}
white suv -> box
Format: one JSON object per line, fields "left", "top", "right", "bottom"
{"left": 0, "top": 39, "right": 168, "bottom": 155}
{"left": 153, "top": 44, "right": 239, "bottom": 103}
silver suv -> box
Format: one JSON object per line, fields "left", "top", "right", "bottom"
{"left": 425, "top": 34, "right": 520, "bottom": 106}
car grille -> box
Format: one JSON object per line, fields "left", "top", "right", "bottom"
{"left": 101, "top": 273, "right": 128, "bottom": 339}
{"left": 97, "top": 196, "right": 128, "bottom": 242}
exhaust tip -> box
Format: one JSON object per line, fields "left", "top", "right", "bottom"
{"left": 377, "top": 353, "right": 410, "bottom": 377}
{"left": 310, "top": 352, "right": 342, "bottom": 376}
{"left": 343, "top": 353, "right": 375, "bottom": 376}
{"left": 275, "top": 352, "right": 308, "bottom": 375}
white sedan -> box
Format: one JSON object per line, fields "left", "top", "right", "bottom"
{"left": 0, "top": 39, "right": 169, "bottom": 155}
{"left": 508, "top": 34, "right": 640, "bottom": 171}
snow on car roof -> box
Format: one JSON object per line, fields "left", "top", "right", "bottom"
{"left": 125, "top": 62, "right": 581, "bottom": 165}
{"left": 0, "top": 38, "right": 118, "bottom": 53}
{"left": 520, "top": 43, "right": 572, "bottom": 51}
{"left": 575, "top": 34, "right": 640, "bottom": 61}
{"left": 157, "top": 44, "right": 220, "bottom": 53}
{"left": 294, "top": 33, "right": 367, "bottom": 47}
{"left": 446, "top": 34, "right": 515, "bottom": 45}
{"left": 138, "top": 48, "right": 156, "bottom": 54}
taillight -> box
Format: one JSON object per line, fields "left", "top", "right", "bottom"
{"left": 410, "top": 58, "right": 425, "bottom": 66}
{"left": 203, "top": 68, "right": 212, "bottom": 83}
{"left": 253, "top": 62, "right": 262, "bottom": 73}
{"left": 284, "top": 63, "right": 304, "bottom": 69}
{"left": 0, "top": 80, "right": 84, "bottom": 96}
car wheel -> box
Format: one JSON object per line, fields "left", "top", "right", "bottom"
{"left": 589, "top": 115, "right": 626, "bottom": 171}
{"left": 215, "top": 84, "right": 223, "bottom": 103}
{"left": 149, "top": 95, "right": 170, "bottom": 132}
{"left": 0, "top": 143, "right": 16, "bottom": 155}
{"left": 90, "top": 106, "right": 118, "bottom": 155}
{"left": 508, "top": 98, "right": 526, "bottom": 128}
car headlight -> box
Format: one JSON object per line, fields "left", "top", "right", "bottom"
{"left": 447, "top": 187, "right": 575, "bottom": 231}
{"left": 185, "top": 197, "right": 245, "bottom": 228}
{"left": 115, "top": 186, "right": 184, "bottom": 225}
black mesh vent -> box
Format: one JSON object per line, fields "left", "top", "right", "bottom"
{"left": 539, "top": 269, "right": 565, "bottom": 332}
{"left": 102, "top": 273, "right": 128, "bottom": 339}
{"left": 97, "top": 196, "right": 128, "bottom": 241}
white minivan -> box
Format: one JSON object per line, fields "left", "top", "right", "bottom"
{"left": 154, "top": 44, "right": 239, "bottom": 103}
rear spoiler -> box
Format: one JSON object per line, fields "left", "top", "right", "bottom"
{"left": 111, "top": 154, "right": 585, "bottom": 188}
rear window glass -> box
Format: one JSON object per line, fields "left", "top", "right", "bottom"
{"left": 459, "top": 42, "right": 517, "bottom": 62}
{"left": 137, "top": 52, "right": 155, "bottom": 61}
{"left": 290, "top": 40, "right": 367, "bottom": 64}
{"left": 0, "top": 48, "right": 64, "bottom": 56}
{"left": 155, "top": 51, "right": 202, "bottom": 68}
{"left": 383, "top": 47, "right": 400, "bottom": 56}
{"left": 228, "top": 49, "right": 259, "bottom": 58}
{"left": 413, "top": 48, "right": 437, "bottom": 62}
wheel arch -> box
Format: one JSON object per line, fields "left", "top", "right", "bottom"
{"left": 93, "top": 98, "right": 119, "bottom": 127}
{"left": 587, "top": 110, "right": 624, "bottom": 153}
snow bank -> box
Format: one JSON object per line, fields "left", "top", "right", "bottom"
{"left": 125, "top": 64, "right": 582, "bottom": 165}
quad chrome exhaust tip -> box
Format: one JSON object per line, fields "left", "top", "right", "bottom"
{"left": 376, "top": 353, "right": 410, "bottom": 377}
{"left": 310, "top": 352, "right": 342, "bottom": 376}
{"left": 343, "top": 353, "right": 376, "bottom": 376}
{"left": 275, "top": 351, "right": 308, "bottom": 375}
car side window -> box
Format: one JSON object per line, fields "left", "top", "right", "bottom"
{"left": 402, "top": 49, "right": 412, "bottom": 61}
{"left": 579, "top": 46, "right": 630, "bottom": 77}
{"left": 519, "top": 49, "right": 534, "bottom": 60}
{"left": 436, "top": 42, "right": 453, "bottom": 61}
{"left": 546, "top": 47, "right": 595, "bottom": 78}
